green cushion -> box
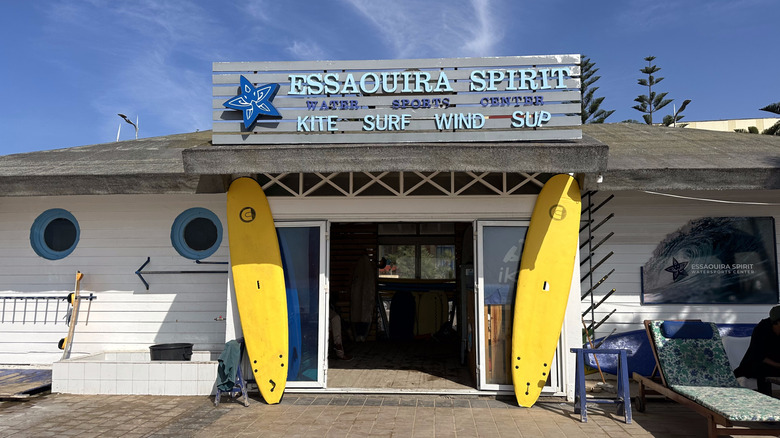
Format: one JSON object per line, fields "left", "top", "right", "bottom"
{"left": 648, "top": 321, "right": 739, "bottom": 388}
{"left": 672, "top": 386, "right": 780, "bottom": 422}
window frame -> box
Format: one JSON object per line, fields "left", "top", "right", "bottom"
{"left": 30, "top": 208, "right": 80, "bottom": 260}
{"left": 378, "top": 236, "right": 456, "bottom": 280}
{"left": 170, "top": 208, "right": 223, "bottom": 260}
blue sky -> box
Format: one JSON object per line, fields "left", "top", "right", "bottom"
{"left": 1, "top": 0, "right": 778, "bottom": 155}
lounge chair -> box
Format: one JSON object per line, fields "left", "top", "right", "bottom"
{"left": 634, "top": 320, "right": 780, "bottom": 438}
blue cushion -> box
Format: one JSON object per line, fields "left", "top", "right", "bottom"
{"left": 661, "top": 321, "right": 713, "bottom": 339}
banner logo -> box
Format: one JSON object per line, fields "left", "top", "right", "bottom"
{"left": 223, "top": 75, "right": 281, "bottom": 128}
{"left": 239, "top": 207, "right": 256, "bottom": 223}
{"left": 664, "top": 257, "right": 688, "bottom": 281}
{"left": 549, "top": 204, "right": 567, "bottom": 221}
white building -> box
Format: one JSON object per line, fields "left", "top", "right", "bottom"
{"left": 1, "top": 56, "right": 778, "bottom": 400}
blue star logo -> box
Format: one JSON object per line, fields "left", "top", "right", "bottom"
{"left": 223, "top": 75, "right": 281, "bottom": 128}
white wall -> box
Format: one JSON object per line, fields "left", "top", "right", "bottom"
{"left": 581, "top": 189, "right": 780, "bottom": 340}
{"left": 10, "top": 188, "right": 777, "bottom": 379}
{"left": 2, "top": 192, "right": 578, "bottom": 380}
{"left": 7, "top": 186, "right": 775, "bottom": 396}
{"left": 0, "top": 194, "right": 229, "bottom": 364}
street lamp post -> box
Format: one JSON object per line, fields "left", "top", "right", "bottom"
{"left": 117, "top": 113, "right": 139, "bottom": 139}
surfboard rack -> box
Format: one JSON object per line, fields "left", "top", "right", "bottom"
{"left": 582, "top": 288, "right": 616, "bottom": 316}
{"left": 580, "top": 251, "right": 614, "bottom": 282}
{"left": 591, "top": 309, "right": 617, "bottom": 332}
{"left": 135, "top": 257, "right": 228, "bottom": 290}
{"left": 580, "top": 191, "right": 617, "bottom": 337}
{"left": 0, "top": 294, "right": 96, "bottom": 325}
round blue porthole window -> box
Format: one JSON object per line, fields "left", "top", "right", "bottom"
{"left": 30, "top": 208, "right": 80, "bottom": 260}
{"left": 171, "top": 208, "right": 223, "bottom": 260}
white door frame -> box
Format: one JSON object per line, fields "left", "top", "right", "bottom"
{"left": 276, "top": 220, "right": 330, "bottom": 389}
{"left": 475, "top": 220, "right": 564, "bottom": 393}
{"left": 226, "top": 221, "right": 329, "bottom": 389}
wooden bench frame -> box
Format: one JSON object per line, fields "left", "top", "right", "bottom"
{"left": 633, "top": 320, "right": 780, "bottom": 438}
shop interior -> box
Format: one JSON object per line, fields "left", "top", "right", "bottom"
{"left": 326, "top": 222, "right": 478, "bottom": 391}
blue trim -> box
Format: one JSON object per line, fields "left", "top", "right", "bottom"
{"left": 30, "top": 208, "right": 80, "bottom": 260}
{"left": 170, "top": 208, "right": 223, "bottom": 260}
{"left": 661, "top": 321, "right": 714, "bottom": 339}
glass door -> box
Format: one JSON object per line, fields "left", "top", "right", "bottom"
{"left": 276, "top": 221, "right": 328, "bottom": 388}
{"left": 476, "top": 221, "right": 563, "bottom": 392}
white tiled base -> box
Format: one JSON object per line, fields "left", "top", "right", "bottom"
{"left": 53, "top": 351, "right": 217, "bottom": 396}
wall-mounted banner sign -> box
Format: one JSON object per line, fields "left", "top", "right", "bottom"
{"left": 213, "top": 55, "right": 581, "bottom": 145}
{"left": 641, "top": 217, "right": 779, "bottom": 304}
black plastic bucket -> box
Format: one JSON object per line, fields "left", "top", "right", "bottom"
{"left": 149, "top": 343, "right": 193, "bottom": 361}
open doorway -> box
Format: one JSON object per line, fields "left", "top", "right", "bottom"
{"left": 327, "top": 222, "right": 475, "bottom": 391}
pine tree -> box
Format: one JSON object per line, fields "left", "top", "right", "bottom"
{"left": 580, "top": 56, "right": 615, "bottom": 124}
{"left": 662, "top": 99, "right": 691, "bottom": 127}
{"left": 759, "top": 102, "right": 780, "bottom": 135}
{"left": 632, "top": 56, "right": 672, "bottom": 125}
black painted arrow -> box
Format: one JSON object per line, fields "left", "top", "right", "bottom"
{"left": 195, "top": 260, "right": 229, "bottom": 265}
{"left": 135, "top": 257, "right": 228, "bottom": 290}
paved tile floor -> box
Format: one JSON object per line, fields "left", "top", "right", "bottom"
{"left": 1, "top": 392, "right": 778, "bottom": 437}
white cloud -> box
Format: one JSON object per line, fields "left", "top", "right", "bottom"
{"left": 460, "top": 0, "right": 500, "bottom": 56}
{"left": 342, "top": 0, "right": 503, "bottom": 58}
{"left": 243, "top": 0, "right": 272, "bottom": 23}
{"left": 286, "top": 40, "right": 328, "bottom": 61}
{"left": 93, "top": 47, "right": 210, "bottom": 135}
{"left": 42, "top": 0, "right": 222, "bottom": 138}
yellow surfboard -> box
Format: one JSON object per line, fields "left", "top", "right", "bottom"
{"left": 227, "top": 177, "right": 288, "bottom": 404}
{"left": 512, "top": 174, "right": 581, "bottom": 407}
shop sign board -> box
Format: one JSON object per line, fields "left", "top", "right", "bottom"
{"left": 213, "top": 55, "right": 581, "bottom": 145}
